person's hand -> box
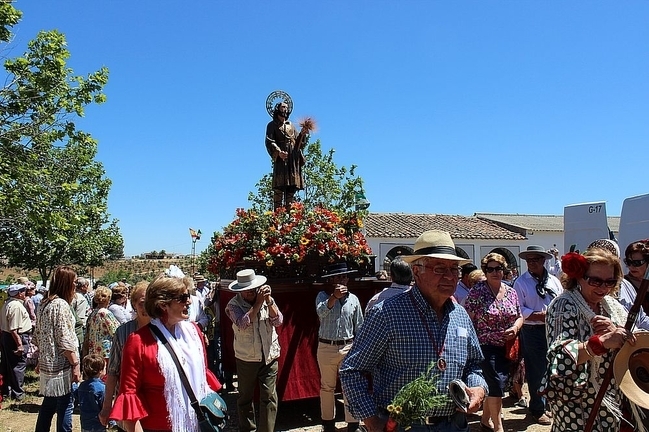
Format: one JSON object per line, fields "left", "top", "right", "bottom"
{"left": 465, "top": 386, "right": 486, "bottom": 413}
{"left": 362, "top": 415, "right": 386, "bottom": 432}
{"left": 13, "top": 345, "right": 25, "bottom": 355}
{"left": 503, "top": 326, "right": 518, "bottom": 341}
{"left": 591, "top": 315, "right": 616, "bottom": 335}
{"left": 529, "top": 310, "right": 546, "bottom": 322}
{"left": 600, "top": 327, "right": 635, "bottom": 350}
{"left": 72, "top": 364, "right": 82, "bottom": 383}
{"left": 99, "top": 406, "right": 111, "bottom": 426}
{"left": 333, "top": 284, "right": 348, "bottom": 299}
{"left": 279, "top": 150, "right": 288, "bottom": 161}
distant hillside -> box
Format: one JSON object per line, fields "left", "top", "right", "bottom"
{"left": 0, "top": 257, "right": 205, "bottom": 284}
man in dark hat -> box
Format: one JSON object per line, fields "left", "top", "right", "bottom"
{"left": 340, "top": 230, "right": 486, "bottom": 432}
{"left": 315, "top": 262, "right": 364, "bottom": 432}
{"left": 513, "top": 245, "right": 563, "bottom": 425}
{"left": 265, "top": 101, "right": 309, "bottom": 211}
{"left": 0, "top": 284, "right": 32, "bottom": 400}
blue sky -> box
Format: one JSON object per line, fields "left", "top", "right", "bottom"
{"left": 11, "top": 1, "right": 649, "bottom": 257}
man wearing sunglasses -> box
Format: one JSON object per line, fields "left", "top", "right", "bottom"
{"left": 513, "top": 245, "right": 563, "bottom": 425}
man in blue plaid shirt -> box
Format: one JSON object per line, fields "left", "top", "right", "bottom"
{"left": 340, "top": 230, "right": 487, "bottom": 432}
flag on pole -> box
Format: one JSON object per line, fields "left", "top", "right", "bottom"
{"left": 189, "top": 228, "right": 202, "bottom": 241}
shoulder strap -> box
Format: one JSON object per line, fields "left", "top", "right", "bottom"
{"left": 148, "top": 323, "right": 207, "bottom": 421}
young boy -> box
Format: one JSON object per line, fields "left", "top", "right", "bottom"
{"left": 78, "top": 354, "right": 107, "bottom": 432}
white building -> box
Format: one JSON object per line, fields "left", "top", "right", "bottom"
{"left": 365, "top": 212, "right": 620, "bottom": 274}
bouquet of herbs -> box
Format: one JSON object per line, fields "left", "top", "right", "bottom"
{"left": 385, "top": 362, "right": 449, "bottom": 431}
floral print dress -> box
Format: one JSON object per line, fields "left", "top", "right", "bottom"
{"left": 541, "top": 293, "right": 626, "bottom": 432}
{"left": 464, "top": 281, "right": 521, "bottom": 346}
{"left": 85, "top": 307, "right": 120, "bottom": 359}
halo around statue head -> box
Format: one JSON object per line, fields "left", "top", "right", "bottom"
{"left": 266, "top": 90, "right": 293, "bottom": 118}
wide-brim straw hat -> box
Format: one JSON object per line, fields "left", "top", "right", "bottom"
{"left": 228, "top": 269, "right": 267, "bottom": 292}
{"left": 401, "top": 230, "right": 471, "bottom": 265}
{"left": 613, "top": 331, "right": 649, "bottom": 409}
{"left": 518, "top": 245, "right": 553, "bottom": 260}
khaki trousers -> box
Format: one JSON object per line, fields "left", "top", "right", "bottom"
{"left": 317, "top": 341, "right": 355, "bottom": 422}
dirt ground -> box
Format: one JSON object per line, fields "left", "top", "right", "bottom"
{"left": 0, "top": 370, "right": 549, "bottom": 432}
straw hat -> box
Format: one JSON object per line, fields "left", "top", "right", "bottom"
{"left": 401, "top": 230, "right": 470, "bottom": 265}
{"left": 228, "top": 269, "right": 267, "bottom": 292}
{"left": 613, "top": 331, "right": 649, "bottom": 409}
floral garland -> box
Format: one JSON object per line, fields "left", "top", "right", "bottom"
{"left": 561, "top": 252, "right": 588, "bottom": 279}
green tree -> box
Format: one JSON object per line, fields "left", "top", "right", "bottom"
{"left": 248, "top": 139, "right": 367, "bottom": 215}
{"left": 0, "top": 4, "right": 123, "bottom": 281}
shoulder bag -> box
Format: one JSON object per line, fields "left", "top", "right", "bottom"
{"left": 149, "top": 324, "right": 227, "bottom": 432}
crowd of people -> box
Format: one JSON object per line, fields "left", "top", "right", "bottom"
{"left": 0, "top": 232, "right": 648, "bottom": 432}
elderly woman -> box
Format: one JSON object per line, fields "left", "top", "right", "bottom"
{"left": 465, "top": 253, "right": 523, "bottom": 432}
{"left": 99, "top": 281, "right": 150, "bottom": 427}
{"left": 34, "top": 266, "right": 81, "bottom": 432}
{"left": 110, "top": 272, "right": 220, "bottom": 432}
{"left": 109, "top": 284, "right": 132, "bottom": 324}
{"left": 542, "top": 248, "right": 633, "bottom": 431}
{"left": 84, "top": 286, "right": 120, "bottom": 360}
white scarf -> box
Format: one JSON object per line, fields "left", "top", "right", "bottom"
{"left": 151, "top": 318, "right": 209, "bottom": 432}
{"left": 565, "top": 289, "right": 626, "bottom": 419}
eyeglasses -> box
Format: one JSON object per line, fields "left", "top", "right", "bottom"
{"left": 172, "top": 293, "right": 191, "bottom": 303}
{"left": 415, "top": 265, "right": 461, "bottom": 277}
{"left": 624, "top": 258, "right": 647, "bottom": 267}
{"left": 485, "top": 266, "right": 504, "bottom": 273}
{"left": 583, "top": 276, "right": 617, "bottom": 288}
{"left": 525, "top": 257, "right": 545, "bottom": 264}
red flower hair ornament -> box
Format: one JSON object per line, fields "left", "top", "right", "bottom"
{"left": 561, "top": 252, "right": 589, "bottom": 279}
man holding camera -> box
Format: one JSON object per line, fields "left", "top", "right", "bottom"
{"left": 226, "top": 269, "right": 283, "bottom": 432}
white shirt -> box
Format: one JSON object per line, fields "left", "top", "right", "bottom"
{"left": 513, "top": 271, "right": 563, "bottom": 325}
{"left": 618, "top": 279, "right": 649, "bottom": 331}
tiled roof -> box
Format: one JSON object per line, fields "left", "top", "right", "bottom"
{"left": 475, "top": 213, "right": 620, "bottom": 233}
{"left": 365, "top": 213, "right": 526, "bottom": 240}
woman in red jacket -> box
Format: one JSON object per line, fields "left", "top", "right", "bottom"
{"left": 110, "top": 269, "right": 221, "bottom": 432}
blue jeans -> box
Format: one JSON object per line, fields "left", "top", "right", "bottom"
{"left": 520, "top": 324, "right": 547, "bottom": 417}
{"left": 35, "top": 392, "right": 74, "bottom": 432}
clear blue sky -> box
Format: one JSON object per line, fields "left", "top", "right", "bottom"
{"left": 12, "top": 1, "right": 649, "bottom": 257}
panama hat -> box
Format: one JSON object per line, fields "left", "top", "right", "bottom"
{"left": 401, "top": 230, "right": 471, "bottom": 265}
{"left": 228, "top": 269, "right": 267, "bottom": 292}
{"left": 613, "top": 331, "right": 649, "bottom": 409}
{"left": 193, "top": 274, "right": 207, "bottom": 283}
{"left": 518, "top": 245, "right": 552, "bottom": 260}
{"left": 321, "top": 262, "right": 357, "bottom": 279}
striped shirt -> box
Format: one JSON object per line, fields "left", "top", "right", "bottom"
{"left": 340, "top": 286, "right": 487, "bottom": 420}
{"left": 315, "top": 291, "right": 363, "bottom": 341}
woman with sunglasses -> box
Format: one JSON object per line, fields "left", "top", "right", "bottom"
{"left": 542, "top": 248, "right": 634, "bottom": 432}
{"left": 110, "top": 270, "right": 221, "bottom": 432}
{"left": 465, "top": 253, "right": 523, "bottom": 432}
{"left": 623, "top": 240, "right": 649, "bottom": 313}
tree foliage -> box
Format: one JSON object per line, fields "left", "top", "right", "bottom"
{"left": 0, "top": 3, "right": 123, "bottom": 281}
{"left": 248, "top": 139, "right": 367, "bottom": 215}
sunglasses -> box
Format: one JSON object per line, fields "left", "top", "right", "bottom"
{"left": 624, "top": 258, "right": 647, "bottom": 267}
{"left": 172, "top": 293, "right": 191, "bottom": 303}
{"left": 584, "top": 276, "right": 617, "bottom": 288}
{"left": 485, "top": 266, "right": 504, "bottom": 273}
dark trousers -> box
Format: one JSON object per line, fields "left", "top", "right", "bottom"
{"left": 521, "top": 324, "right": 547, "bottom": 417}
{"left": 235, "top": 358, "right": 278, "bottom": 432}
{"left": 0, "top": 331, "right": 28, "bottom": 399}
{"left": 35, "top": 392, "right": 74, "bottom": 432}
{"left": 208, "top": 327, "right": 223, "bottom": 381}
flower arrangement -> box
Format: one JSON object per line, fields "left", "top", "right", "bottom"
{"left": 384, "top": 362, "right": 449, "bottom": 431}
{"left": 208, "top": 202, "right": 373, "bottom": 280}
{"left": 561, "top": 252, "right": 588, "bottom": 279}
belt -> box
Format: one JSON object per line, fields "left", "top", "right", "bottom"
{"left": 318, "top": 337, "right": 353, "bottom": 346}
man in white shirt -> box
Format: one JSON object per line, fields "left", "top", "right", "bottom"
{"left": 513, "top": 245, "right": 563, "bottom": 425}
{"left": 454, "top": 263, "right": 477, "bottom": 306}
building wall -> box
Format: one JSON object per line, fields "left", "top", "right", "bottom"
{"left": 368, "top": 231, "right": 565, "bottom": 274}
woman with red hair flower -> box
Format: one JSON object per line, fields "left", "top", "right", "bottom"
{"left": 541, "top": 248, "right": 635, "bottom": 431}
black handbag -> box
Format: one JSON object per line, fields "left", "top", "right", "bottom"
{"left": 149, "top": 324, "right": 227, "bottom": 432}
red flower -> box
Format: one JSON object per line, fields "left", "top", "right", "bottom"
{"left": 384, "top": 418, "right": 398, "bottom": 432}
{"left": 561, "top": 252, "right": 589, "bottom": 279}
